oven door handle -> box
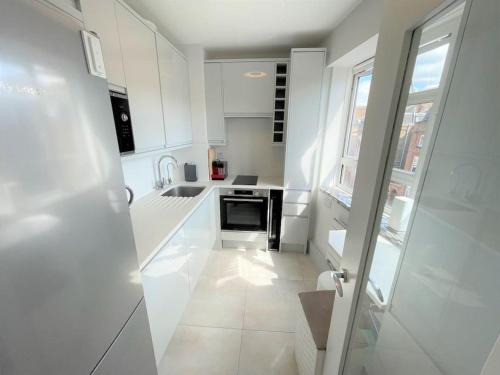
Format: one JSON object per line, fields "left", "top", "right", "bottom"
{"left": 223, "top": 198, "right": 264, "bottom": 203}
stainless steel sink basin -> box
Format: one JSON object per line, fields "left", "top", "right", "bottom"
{"left": 161, "top": 186, "right": 205, "bottom": 198}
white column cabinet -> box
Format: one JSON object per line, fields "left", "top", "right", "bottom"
{"left": 141, "top": 191, "right": 216, "bottom": 364}
{"left": 80, "top": 0, "right": 126, "bottom": 87}
{"left": 284, "top": 50, "right": 325, "bottom": 191}
{"left": 221, "top": 61, "right": 275, "bottom": 116}
{"left": 156, "top": 34, "right": 193, "bottom": 149}
{"left": 204, "top": 63, "right": 226, "bottom": 145}
{"left": 115, "top": 2, "right": 165, "bottom": 153}
{"left": 281, "top": 49, "right": 326, "bottom": 252}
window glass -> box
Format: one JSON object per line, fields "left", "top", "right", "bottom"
{"left": 409, "top": 43, "right": 449, "bottom": 93}
{"left": 340, "top": 162, "right": 358, "bottom": 192}
{"left": 346, "top": 74, "right": 372, "bottom": 159}
{"left": 386, "top": 180, "right": 412, "bottom": 207}
{"left": 393, "top": 102, "right": 433, "bottom": 173}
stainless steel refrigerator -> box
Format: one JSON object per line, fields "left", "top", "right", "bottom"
{"left": 0, "top": 1, "right": 158, "bottom": 374}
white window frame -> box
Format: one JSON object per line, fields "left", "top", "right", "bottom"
{"left": 336, "top": 35, "right": 453, "bottom": 200}
{"left": 337, "top": 59, "right": 374, "bottom": 193}
{"left": 390, "top": 35, "right": 451, "bottom": 194}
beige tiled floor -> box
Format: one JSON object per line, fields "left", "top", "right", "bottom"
{"left": 158, "top": 248, "right": 320, "bottom": 375}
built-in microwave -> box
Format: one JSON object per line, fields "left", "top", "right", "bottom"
{"left": 109, "top": 91, "right": 134, "bottom": 154}
{"left": 220, "top": 189, "right": 268, "bottom": 232}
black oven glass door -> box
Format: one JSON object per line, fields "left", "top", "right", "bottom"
{"left": 220, "top": 196, "right": 268, "bottom": 231}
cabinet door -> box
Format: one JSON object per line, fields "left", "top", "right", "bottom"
{"left": 222, "top": 61, "right": 275, "bottom": 116}
{"left": 204, "top": 63, "right": 226, "bottom": 145}
{"left": 284, "top": 50, "right": 325, "bottom": 190}
{"left": 80, "top": 0, "right": 126, "bottom": 87}
{"left": 92, "top": 301, "right": 157, "bottom": 375}
{"left": 281, "top": 216, "right": 309, "bottom": 246}
{"left": 141, "top": 229, "right": 190, "bottom": 364}
{"left": 115, "top": 3, "right": 165, "bottom": 153}
{"left": 184, "top": 192, "right": 216, "bottom": 291}
{"left": 156, "top": 34, "right": 193, "bottom": 148}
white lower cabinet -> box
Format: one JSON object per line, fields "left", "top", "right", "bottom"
{"left": 281, "top": 216, "right": 309, "bottom": 247}
{"left": 141, "top": 228, "right": 190, "bottom": 364}
{"left": 141, "top": 191, "right": 216, "bottom": 364}
{"left": 184, "top": 192, "right": 216, "bottom": 291}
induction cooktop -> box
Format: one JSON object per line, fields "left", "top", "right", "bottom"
{"left": 232, "top": 175, "right": 258, "bottom": 186}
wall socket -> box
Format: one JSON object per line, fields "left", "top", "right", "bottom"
{"left": 217, "top": 152, "right": 225, "bottom": 160}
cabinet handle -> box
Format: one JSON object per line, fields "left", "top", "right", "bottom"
{"left": 223, "top": 198, "right": 264, "bottom": 203}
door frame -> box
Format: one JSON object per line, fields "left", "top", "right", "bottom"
{"left": 322, "top": 0, "right": 469, "bottom": 373}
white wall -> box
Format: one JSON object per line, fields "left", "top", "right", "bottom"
{"left": 213, "top": 118, "right": 285, "bottom": 177}
{"left": 121, "top": 44, "right": 210, "bottom": 201}
{"left": 309, "top": 0, "right": 383, "bottom": 270}
{"left": 322, "top": 0, "right": 383, "bottom": 66}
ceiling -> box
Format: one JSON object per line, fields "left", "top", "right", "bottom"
{"left": 124, "top": 0, "right": 362, "bottom": 58}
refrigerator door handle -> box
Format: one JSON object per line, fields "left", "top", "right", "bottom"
{"left": 125, "top": 185, "right": 134, "bottom": 206}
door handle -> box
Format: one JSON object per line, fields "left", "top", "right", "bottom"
{"left": 327, "top": 259, "right": 347, "bottom": 297}
{"left": 125, "top": 185, "right": 134, "bottom": 206}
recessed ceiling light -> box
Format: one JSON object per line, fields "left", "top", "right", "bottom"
{"left": 244, "top": 71, "right": 268, "bottom": 78}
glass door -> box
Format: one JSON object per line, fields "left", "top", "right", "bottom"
{"left": 342, "top": 0, "right": 500, "bottom": 374}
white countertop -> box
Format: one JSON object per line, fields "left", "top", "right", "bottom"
{"left": 130, "top": 176, "right": 283, "bottom": 270}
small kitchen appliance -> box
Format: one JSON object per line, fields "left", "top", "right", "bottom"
{"left": 184, "top": 163, "right": 198, "bottom": 182}
{"left": 211, "top": 160, "right": 228, "bottom": 180}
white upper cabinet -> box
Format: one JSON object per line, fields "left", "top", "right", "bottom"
{"left": 221, "top": 61, "right": 275, "bottom": 116}
{"left": 80, "top": 0, "right": 126, "bottom": 87}
{"left": 204, "top": 63, "right": 226, "bottom": 145}
{"left": 115, "top": 2, "right": 165, "bottom": 153}
{"left": 156, "top": 34, "right": 193, "bottom": 149}
{"left": 284, "top": 49, "right": 326, "bottom": 191}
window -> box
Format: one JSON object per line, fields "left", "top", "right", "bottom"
{"left": 338, "top": 60, "right": 374, "bottom": 192}
{"left": 384, "top": 32, "right": 454, "bottom": 209}
{"left": 333, "top": 29, "right": 454, "bottom": 207}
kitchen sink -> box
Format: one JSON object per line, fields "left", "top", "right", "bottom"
{"left": 162, "top": 186, "right": 205, "bottom": 198}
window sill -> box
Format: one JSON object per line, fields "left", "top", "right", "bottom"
{"left": 320, "top": 186, "right": 352, "bottom": 210}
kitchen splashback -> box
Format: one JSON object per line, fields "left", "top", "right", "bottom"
{"left": 213, "top": 117, "right": 284, "bottom": 177}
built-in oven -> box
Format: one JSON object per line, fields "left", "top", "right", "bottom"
{"left": 220, "top": 189, "right": 268, "bottom": 232}
{"left": 110, "top": 90, "right": 135, "bottom": 154}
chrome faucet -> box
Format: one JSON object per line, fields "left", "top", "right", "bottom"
{"left": 155, "top": 155, "right": 179, "bottom": 190}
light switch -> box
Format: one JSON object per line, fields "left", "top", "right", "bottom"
{"left": 81, "top": 30, "right": 107, "bottom": 79}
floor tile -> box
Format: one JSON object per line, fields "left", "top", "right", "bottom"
{"left": 238, "top": 330, "right": 298, "bottom": 375}
{"left": 163, "top": 248, "right": 320, "bottom": 373}
{"left": 297, "top": 255, "right": 321, "bottom": 281}
{"left": 181, "top": 275, "right": 247, "bottom": 329}
{"left": 243, "top": 279, "right": 305, "bottom": 333}
{"left": 159, "top": 325, "right": 241, "bottom": 375}
{"left": 203, "top": 249, "right": 251, "bottom": 280}
{"left": 245, "top": 250, "right": 303, "bottom": 281}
